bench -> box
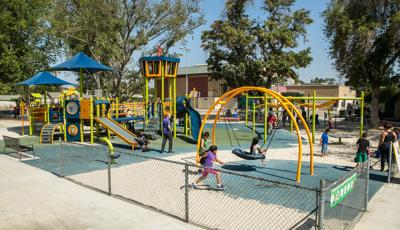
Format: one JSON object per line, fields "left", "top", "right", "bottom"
{"left": 3, "top": 135, "right": 35, "bottom": 159}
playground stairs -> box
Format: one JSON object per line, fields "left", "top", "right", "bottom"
{"left": 40, "top": 123, "right": 62, "bottom": 144}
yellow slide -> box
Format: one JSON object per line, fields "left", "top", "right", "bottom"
{"left": 95, "top": 117, "right": 138, "bottom": 149}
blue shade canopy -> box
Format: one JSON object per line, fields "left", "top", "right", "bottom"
{"left": 49, "top": 52, "right": 113, "bottom": 73}
{"left": 16, "top": 71, "right": 76, "bottom": 86}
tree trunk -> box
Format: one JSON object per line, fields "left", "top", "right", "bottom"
{"left": 370, "top": 86, "right": 380, "bottom": 128}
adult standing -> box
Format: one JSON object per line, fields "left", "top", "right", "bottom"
{"left": 161, "top": 113, "right": 174, "bottom": 153}
{"left": 378, "top": 123, "right": 397, "bottom": 171}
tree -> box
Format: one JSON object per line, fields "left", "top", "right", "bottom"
{"left": 202, "top": 0, "right": 259, "bottom": 90}
{"left": 0, "top": 0, "right": 59, "bottom": 94}
{"left": 202, "top": 0, "right": 313, "bottom": 90}
{"left": 51, "top": 0, "right": 204, "bottom": 97}
{"left": 255, "top": 0, "right": 313, "bottom": 87}
{"left": 324, "top": 0, "right": 400, "bottom": 128}
{"left": 310, "top": 77, "right": 336, "bottom": 85}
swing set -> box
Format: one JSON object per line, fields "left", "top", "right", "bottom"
{"left": 245, "top": 91, "right": 365, "bottom": 143}
{"left": 196, "top": 86, "right": 314, "bottom": 183}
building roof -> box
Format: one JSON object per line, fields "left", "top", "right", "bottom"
{"left": 177, "top": 64, "right": 210, "bottom": 75}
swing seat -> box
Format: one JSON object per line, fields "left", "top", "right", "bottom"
{"left": 110, "top": 153, "right": 120, "bottom": 159}
{"left": 232, "top": 148, "right": 265, "bottom": 160}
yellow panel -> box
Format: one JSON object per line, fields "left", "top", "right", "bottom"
{"left": 80, "top": 99, "right": 91, "bottom": 119}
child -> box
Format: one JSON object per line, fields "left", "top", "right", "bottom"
{"left": 355, "top": 133, "right": 370, "bottom": 167}
{"left": 267, "top": 111, "right": 277, "bottom": 134}
{"left": 136, "top": 130, "right": 149, "bottom": 152}
{"left": 250, "top": 137, "right": 267, "bottom": 165}
{"left": 320, "top": 128, "right": 330, "bottom": 157}
{"left": 199, "top": 132, "right": 210, "bottom": 157}
{"left": 192, "top": 145, "right": 225, "bottom": 190}
{"left": 232, "top": 108, "right": 239, "bottom": 119}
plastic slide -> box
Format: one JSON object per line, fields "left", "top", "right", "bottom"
{"left": 95, "top": 117, "right": 138, "bottom": 148}
{"left": 176, "top": 96, "right": 202, "bottom": 142}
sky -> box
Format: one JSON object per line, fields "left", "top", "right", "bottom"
{"left": 58, "top": 0, "right": 338, "bottom": 84}
{"left": 170, "top": 0, "right": 338, "bottom": 83}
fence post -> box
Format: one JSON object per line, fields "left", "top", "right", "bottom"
{"left": 364, "top": 158, "right": 370, "bottom": 211}
{"left": 318, "top": 180, "right": 326, "bottom": 230}
{"left": 388, "top": 141, "right": 393, "bottom": 183}
{"left": 107, "top": 149, "right": 112, "bottom": 196}
{"left": 184, "top": 164, "right": 189, "bottom": 223}
{"left": 60, "top": 137, "right": 64, "bottom": 177}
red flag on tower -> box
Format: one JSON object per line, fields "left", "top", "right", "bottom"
{"left": 157, "top": 45, "right": 163, "bottom": 56}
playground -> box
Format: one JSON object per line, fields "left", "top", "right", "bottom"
{"left": 1, "top": 53, "right": 395, "bottom": 230}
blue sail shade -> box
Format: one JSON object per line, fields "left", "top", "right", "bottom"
{"left": 49, "top": 52, "right": 113, "bottom": 73}
{"left": 16, "top": 71, "right": 76, "bottom": 86}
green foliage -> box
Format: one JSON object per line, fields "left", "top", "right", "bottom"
{"left": 256, "top": 0, "right": 313, "bottom": 86}
{"left": 310, "top": 77, "right": 336, "bottom": 85}
{"left": 50, "top": 0, "right": 205, "bottom": 97}
{"left": 0, "top": 0, "right": 60, "bottom": 94}
{"left": 324, "top": 0, "right": 400, "bottom": 127}
{"left": 201, "top": 0, "right": 258, "bottom": 89}
{"left": 202, "top": 0, "right": 313, "bottom": 90}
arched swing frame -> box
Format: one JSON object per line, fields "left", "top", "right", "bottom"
{"left": 196, "top": 87, "right": 314, "bottom": 183}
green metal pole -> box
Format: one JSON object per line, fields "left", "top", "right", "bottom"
{"left": 307, "top": 94, "right": 310, "bottom": 126}
{"left": 245, "top": 93, "right": 248, "bottom": 126}
{"left": 80, "top": 68, "right": 83, "bottom": 98}
{"left": 115, "top": 97, "right": 119, "bottom": 119}
{"left": 63, "top": 93, "right": 66, "bottom": 141}
{"left": 312, "top": 91, "right": 316, "bottom": 144}
{"left": 45, "top": 88, "right": 49, "bottom": 124}
{"left": 173, "top": 77, "right": 177, "bottom": 138}
{"left": 29, "top": 107, "right": 32, "bottom": 136}
{"left": 264, "top": 94, "right": 268, "bottom": 143}
{"left": 145, "top": 77, "right": 148, "bottom": 125}
{"left": 96, "top": 103, "right": 100, "bottom": 140}
{"left": 161, "top": 63, "right": 164, "bottom": 138}
{"left": 185, "top": 112, "right": 188, "bottom": 136}
{"left": 252, "top": 102, "right": 256, "bottom": 133}
{"left": 90, "top": 97, "right": 93, "bottom": 144}
{"left": 360, "top": 91, "right": 364, "bottom": 137}
{"left": 154, "top": 79, "right": 157, "bottom": 116}
{"left": 80, "top": 98, "right": 83, "bottom": 143}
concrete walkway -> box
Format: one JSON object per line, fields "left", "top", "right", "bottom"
{"left": 354, "top": 183, "right": 400, "bottom": 230}
{"left": 0, "top": 155, "right": 199, "bottom": 230}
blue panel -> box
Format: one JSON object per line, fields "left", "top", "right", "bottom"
{"left": 65, "top": 100, "right": 80, "bottom": 119}
{"left": 66, "top": 122, "right": 80, "bottom": 141}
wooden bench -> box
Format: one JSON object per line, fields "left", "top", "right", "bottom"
{"left": 3, "top": 135, "right": 35, "bottom": 159}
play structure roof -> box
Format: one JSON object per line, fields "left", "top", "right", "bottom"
{"left": 140, "top": 56, "right": 180, "bottom": 63}
{"left": 16, "top": 72, "right": 75, "bottom": 86}
{"left": 49, "top": 52, "right": 113, "bottom": 73}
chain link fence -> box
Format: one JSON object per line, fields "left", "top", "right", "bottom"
{"left": 50, "top": 142, "right": 370, "bottom": 230}
{"left": 318, "top": 161, "right": 369, "bottom": 230}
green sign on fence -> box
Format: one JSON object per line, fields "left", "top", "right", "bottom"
{"left": 330, "top": 173, "right": 357, "bottom": 208}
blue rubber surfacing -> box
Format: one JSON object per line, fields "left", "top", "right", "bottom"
{"left": 12, "top": 124, "right": 386, "bottom": 215}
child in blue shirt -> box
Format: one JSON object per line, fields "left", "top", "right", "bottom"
{"left": 320, "top": 128, "right": 330, "bottom": 157}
